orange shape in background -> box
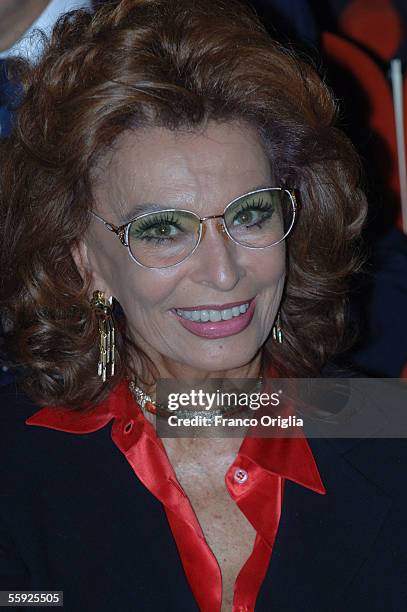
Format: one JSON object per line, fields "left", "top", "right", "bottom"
{"left": 322, "top": 31, "right": 405, "bottom": 230}
{"left": 339, "top": 0, "right": 404, "bottom": 61}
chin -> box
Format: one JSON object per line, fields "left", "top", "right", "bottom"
{"left": 181, "top": 344, "right": 260, "bottom": 374}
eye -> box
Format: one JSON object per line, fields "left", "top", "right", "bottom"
{"left": 141, "top": 222, "right": 178, "bottom": 240}
{"left": 231, "top": 198, "right": 275, "bottom": 228}
{"left": 131, "top": 212, "right": 185, "bottom": 242}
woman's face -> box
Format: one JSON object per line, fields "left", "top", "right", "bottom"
{"left": 82, "top": 121, "right": 286, "bottom": 378}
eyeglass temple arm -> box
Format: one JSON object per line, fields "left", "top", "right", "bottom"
{"left": 90, "top": 211, "right": 119, "bottom": 232}
{"left": 90, "top": 211, "right": 128, "bottom": 245}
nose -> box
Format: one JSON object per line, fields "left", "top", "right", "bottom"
{"left": 188, "top": 218, "right": 243, "bottom": 290}
{"left": 202, "top": 219, "right": 229, "bottom": 241}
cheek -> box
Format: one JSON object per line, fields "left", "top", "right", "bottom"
{"left": 249, "top": 245, "right": 286, "bottom": 287}
{"left": 113, "top": 267, "right": 183, "bottom": 316}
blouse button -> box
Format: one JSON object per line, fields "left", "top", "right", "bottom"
{"left": 123, "top": 420, "right": 134, "bottom": 434}
{"left": 233, "top": 468, "right": 248, "bottom": 484}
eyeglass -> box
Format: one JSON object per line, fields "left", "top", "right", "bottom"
{"left": 91, "top": 187, "right": 297, "bottom": 269}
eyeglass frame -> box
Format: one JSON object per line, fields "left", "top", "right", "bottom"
{"left": 90, "top": 187, "right": 298, "bottom": 269}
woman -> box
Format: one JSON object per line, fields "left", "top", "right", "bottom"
{"left": 1, "top": 1, "right": 406, "bottom": 611}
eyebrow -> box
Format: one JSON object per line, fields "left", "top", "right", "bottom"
{"left": 121, "top": 183, "right": 274, "bottom": 222}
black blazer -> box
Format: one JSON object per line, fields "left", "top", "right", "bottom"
{"left": 0, "top": 381, "right": 406, "bottom": 611}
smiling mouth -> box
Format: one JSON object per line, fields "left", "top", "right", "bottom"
{"left": 172, "top": 298, "right": 253, "bottom": 323}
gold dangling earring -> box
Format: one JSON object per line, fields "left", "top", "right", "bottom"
{"left": 272, "top": 312, "right": 283, "bottom": 344}
{"left": 90, "top": 290, "right": 116, "bottom": 382}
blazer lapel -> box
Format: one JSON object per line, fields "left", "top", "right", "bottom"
{"left": 255, "top": 437, "right": 392, "bottom": 611}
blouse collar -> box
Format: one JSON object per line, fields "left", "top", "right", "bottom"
{"left": 26, "top": 378, "right": 325, "bottom": 494}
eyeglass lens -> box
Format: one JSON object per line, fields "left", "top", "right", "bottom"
{"left": 127, "top": 189, "right": 295, "bottom": 267}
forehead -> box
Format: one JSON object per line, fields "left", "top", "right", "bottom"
{"left": 93, "top": 121, "right": 272, "bottom": 219}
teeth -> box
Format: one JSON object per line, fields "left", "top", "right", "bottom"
{"left": 200, "top": 310, "right": 210, "bottom": 322}
{"left": 221, "top": 309, "right": 233, "bottom": 320}
{"left": 209, "top": 311, "right": 222, "bottom": 322}
{"left": 176, "top": 302, "right": 250, "bottom": 322}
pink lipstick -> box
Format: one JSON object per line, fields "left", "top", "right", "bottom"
{"left": 171, "top": 297, "right": 256, "bottom": 339}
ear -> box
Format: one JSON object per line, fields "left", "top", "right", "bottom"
{"left": 71, "top": 240, "right": 89, "bottom": 282}
{"left": 71, "top": 240, "right": 113, "bottom": 297}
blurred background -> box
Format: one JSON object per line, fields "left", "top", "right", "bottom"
{"left": 1, "top": 0, "right": 407, "bottom": 384}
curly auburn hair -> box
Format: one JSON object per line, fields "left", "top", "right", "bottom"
{"left": 0, "top": 0, "right": 367, "bottom": 409}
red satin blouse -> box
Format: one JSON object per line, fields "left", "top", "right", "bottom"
{"left": 26, "top": 379, "right": 326, "bottom": 611}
